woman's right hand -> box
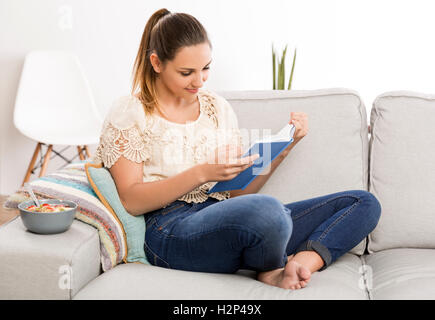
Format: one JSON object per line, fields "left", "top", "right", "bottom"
{"left": 197, "top": 144, "right": 260, "bottom": 183}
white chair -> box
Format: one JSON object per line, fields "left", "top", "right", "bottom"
{"left": 14, "top": 50, "right": 104, "bottom": 186}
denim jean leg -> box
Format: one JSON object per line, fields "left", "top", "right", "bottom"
{"left": 285, "top": 190, "right": 381, "bottom": 271}
{"left": 155, "top": 194, "right": 293, "bottom": 273}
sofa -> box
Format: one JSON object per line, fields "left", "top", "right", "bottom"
{"left": 1, "top": 87, "right": 435, "bottom": 300}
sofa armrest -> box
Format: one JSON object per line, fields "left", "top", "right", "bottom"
{"left": 0, "top": 217, "right": 101, "bottom": 299}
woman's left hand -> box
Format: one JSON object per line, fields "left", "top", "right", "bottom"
{"left": 282, "top": 112, "right": 309, "bottom": 157}
{"left": 290, "top": 112, "right": 309, "bottom": 142}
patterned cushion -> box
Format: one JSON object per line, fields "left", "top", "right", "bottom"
{"left": 2, "top": 160, "right": 126, "bottom": 272}
{"left": 84, "top": 162, "right": 149, "bottom": 265}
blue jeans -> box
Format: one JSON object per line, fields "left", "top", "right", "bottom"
{"left": 144, "top": 190, "right": 381, "bottom": 273}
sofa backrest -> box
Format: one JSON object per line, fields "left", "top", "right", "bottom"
{"left": 367, "top": 91, "right": 435, "bottom": 252}
{"left": 219, "top": 88, "right": 369, "bottom": 203}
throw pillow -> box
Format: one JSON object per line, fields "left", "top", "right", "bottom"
{"left": 3, "top": 160, "right": 127, "bottom": 272}
{"left": 84, "top": 162, "right": 149, "bottom": 265}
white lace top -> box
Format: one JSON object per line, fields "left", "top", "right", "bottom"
{"left": 92, "top": 89, "right": 243, "bottom": 204}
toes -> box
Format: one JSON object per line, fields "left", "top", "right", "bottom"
{"left": 290, "top": 283, "right": 302, "bottom": 290}
{"left": 289, "top": 280, "right": 308, "bottom": 290}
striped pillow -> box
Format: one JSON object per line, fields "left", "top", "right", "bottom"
{"left": 3, "top": 160, "right": 126, "bottom": 272}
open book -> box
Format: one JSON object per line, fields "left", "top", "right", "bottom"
{"left": 207, "top": 123, "right": 296, "bottom": 193}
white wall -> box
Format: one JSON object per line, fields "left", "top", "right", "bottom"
{"left": 1, "top": 0, "right": 435, "bottom": 195}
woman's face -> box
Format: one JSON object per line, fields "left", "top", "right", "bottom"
{"left": 151, "top": 42, "right": 212, "bottom": 99}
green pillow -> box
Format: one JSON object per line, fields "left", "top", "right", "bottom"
{"left": 85, "top": 162, "right": 149, "bottom": 265}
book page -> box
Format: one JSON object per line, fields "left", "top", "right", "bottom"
{"left": 248, "top": 123, "right": 295, "bottom": 145}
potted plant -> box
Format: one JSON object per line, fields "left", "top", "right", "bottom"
{"left": 272, "top": 44, "right": 297, "bottom": 90}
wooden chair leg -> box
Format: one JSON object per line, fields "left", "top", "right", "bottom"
{"left": 77, "top": 146, "right": 85, "bottom": 160}
{"left": 84, "top": 145, "right": 91, "bottom": 158}
{"left": 39, "top": 144, "right": 53, "bottom": 178}
{"left": 22, "top": 142, "right": 42, "bottom": 186}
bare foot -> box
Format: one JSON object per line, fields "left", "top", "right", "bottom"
{"left": 284, "top": 257, "right": 311, "bottom": 290}
{"left": 257, "top": 256, "right": 311, "bottom": 290}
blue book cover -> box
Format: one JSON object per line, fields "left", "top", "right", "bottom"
{"left": 207, "top": 124, "right": 295, "bottom": 194}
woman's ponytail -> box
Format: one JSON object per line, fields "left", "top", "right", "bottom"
{"left": 131, "top": 8, "right": 171, "bottom": 115}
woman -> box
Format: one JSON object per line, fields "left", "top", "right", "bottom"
{"left": 94, "top": 8, "right": 381, "bottom": 290}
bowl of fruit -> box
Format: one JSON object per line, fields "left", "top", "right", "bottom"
{"left": 18, "top": 199, "right": 77, "bottom": 234}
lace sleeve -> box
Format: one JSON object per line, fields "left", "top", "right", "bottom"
{"left": 93, "top": 96, "right": 152, "bottom": 168}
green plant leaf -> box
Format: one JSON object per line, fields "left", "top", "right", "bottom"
{"left": 272, "top": 44, "right": 276, "bottom": 90}
{"left": 288, "top": 47, "right": 297, "bottom": 90}
{"left": 278, "top": 58, "right": 283, "bottom": 90}
{"left": 272, "top": 43, "right": 296, "bottom": 90}
{"left": 280, "top": 45, "right": 287, "bottom": 90}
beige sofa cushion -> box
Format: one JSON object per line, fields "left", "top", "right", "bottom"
{"left": 74, "top": 253, "right": 368, "bottom": 300}
{"left": 220, "top": 88, "right": 369, "bottom": 255}
{"left": 363, "top": 248, "right": 435, "bottom": 299}
{"left": 368, "top": 91, "right": 435, "bottom": 252}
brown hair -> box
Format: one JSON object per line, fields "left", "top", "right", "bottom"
{"left": 131, "top": 8, "right": 212, "bottom": 116}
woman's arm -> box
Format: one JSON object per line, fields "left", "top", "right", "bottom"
{"left": 230, "top": 112, "right": 308, "bottom": 198}
{"left": 229, "top": 143, "right": 294, "bottom": 197}
{"left": 109, "top": 155, "right": 205, "bottom": 216}
{"left": 109, "top": 146, "right": 256, "bottom": 215}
